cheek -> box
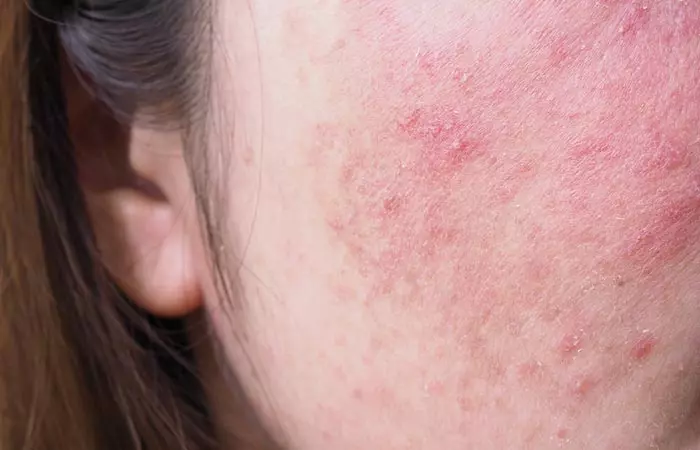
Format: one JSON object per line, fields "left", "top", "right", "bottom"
{"left": 308, "top": 0, "right": 700, "bottom": 316}
{"left": 212, "top": 4, "right": 700, "bottom": 446}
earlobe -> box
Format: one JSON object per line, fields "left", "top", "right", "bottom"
{"left": 84, "top": 172, "right": 203, "bottom": 317}
{"left": 66, "top": 66, "right": 204, "bottom": 317}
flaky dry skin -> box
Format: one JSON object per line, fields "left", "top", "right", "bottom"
{"left": 207, "top": 1, "right": 700, "bottom": 449}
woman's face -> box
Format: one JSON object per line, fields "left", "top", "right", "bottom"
{"left": 202, "top": 1, "right": 700, "bottom": 448}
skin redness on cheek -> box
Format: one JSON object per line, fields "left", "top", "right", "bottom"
{"left": 317, "top": 0, "right": 700, "bottom": 291}
{"left": 266, "top": 3, "right": 700, "bottom": 445}
{"left": 307, "top": 0, "right": 700, "bottom": 406}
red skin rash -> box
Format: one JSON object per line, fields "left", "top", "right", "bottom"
{"left": 308, "top": 0, "right": 699, "bottom": 422}
{"left": 631, "top": 331, "right": 658, "bottom": 361}
{"left": 316, "top": 0, "right": 700, "bottom": 299}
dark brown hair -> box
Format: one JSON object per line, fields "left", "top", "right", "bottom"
{"left": 0, "top": 1, "right": 218, "bottom": 448}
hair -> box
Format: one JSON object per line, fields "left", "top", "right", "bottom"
{"left": 0, "top": 1, "right": 225, "bottom": 449}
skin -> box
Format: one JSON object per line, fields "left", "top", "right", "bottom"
{"left": 81, "top": 1, "right": 700, "bottom": 449}
{"left": 189, "top": 0, "right": 700, "bottom": 449}
{"left": 201, "top": 1, "right": 700, "bottom": 449}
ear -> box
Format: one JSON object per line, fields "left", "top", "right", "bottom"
{"left": 66, "top": 68, "right": 203, "bottom": 317}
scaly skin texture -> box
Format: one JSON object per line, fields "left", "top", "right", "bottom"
{"left": 210, "top": 1, "right": 700, "bottom": 449}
